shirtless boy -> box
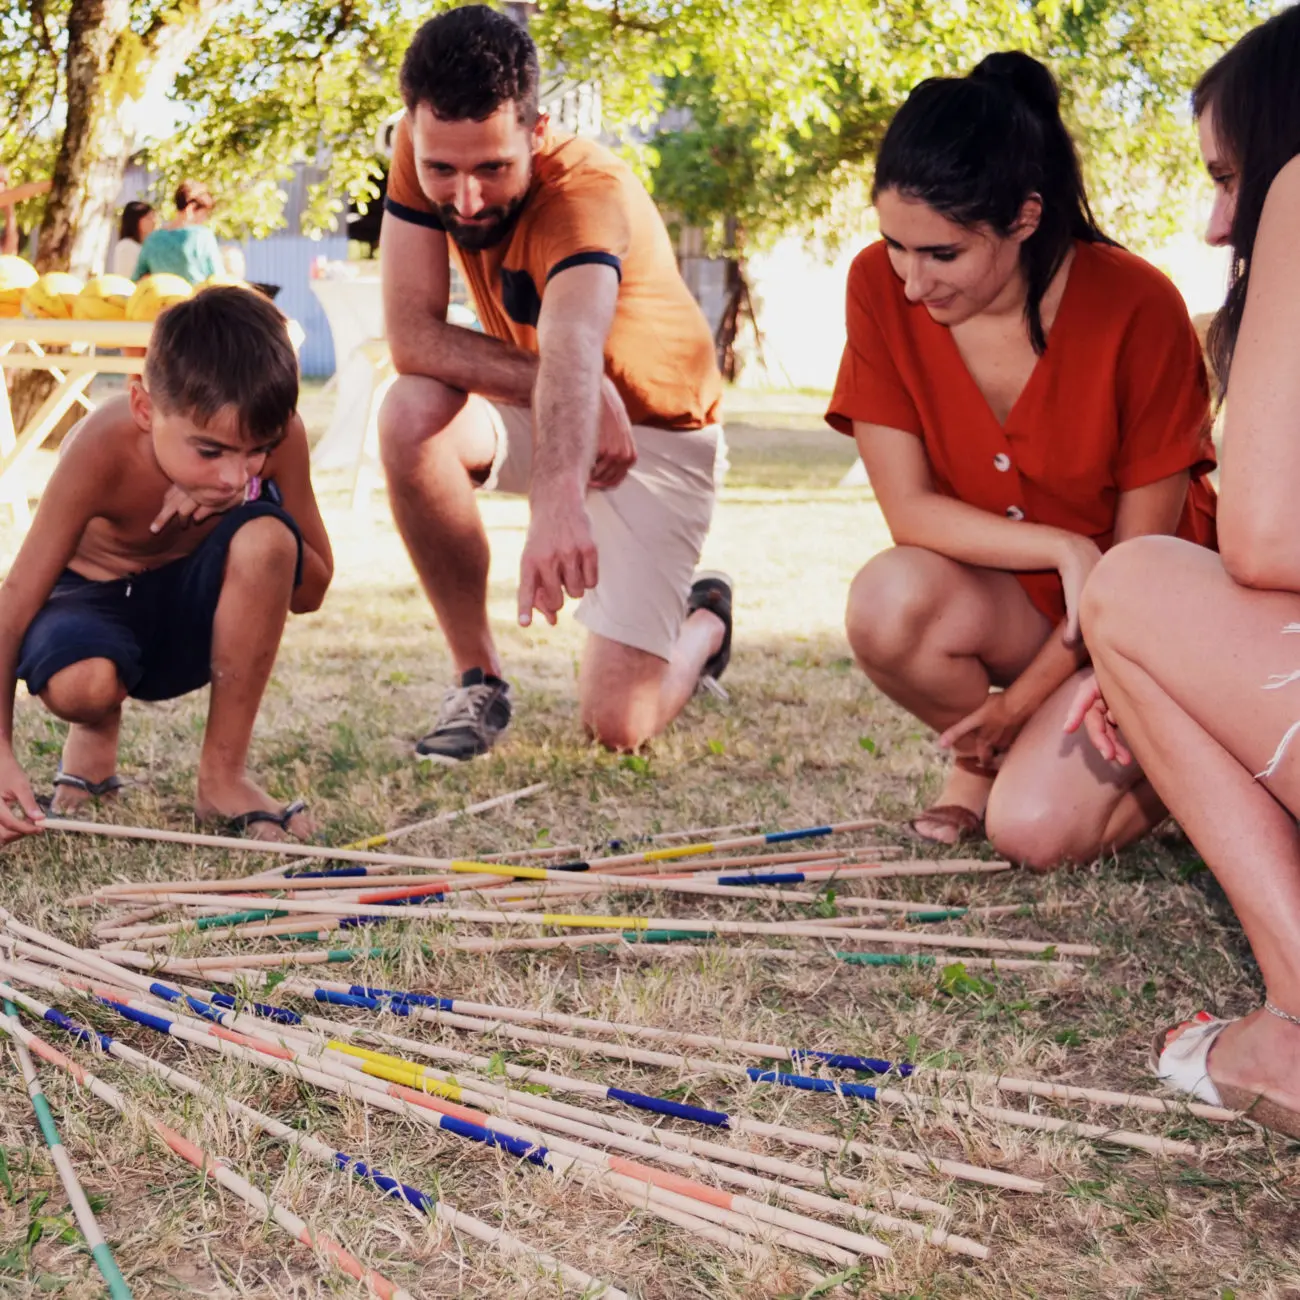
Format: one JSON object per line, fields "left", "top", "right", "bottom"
{"left": 0, "top": 286, "right": 332, "bottom": 844}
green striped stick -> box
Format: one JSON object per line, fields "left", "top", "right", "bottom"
{"left": 3, "top": 996, "right": 132, "bottom": 1298}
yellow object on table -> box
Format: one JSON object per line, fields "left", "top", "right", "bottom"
{"left": 0, "top": 318, "right": 154, "bottom": 526}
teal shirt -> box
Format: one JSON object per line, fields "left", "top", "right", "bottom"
{"left": 132, "top": 226, "right": 222, "bottom": 284}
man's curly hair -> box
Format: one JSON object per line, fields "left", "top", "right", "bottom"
{"left": 400, "top": 5, "right": 540, "bottom": 123}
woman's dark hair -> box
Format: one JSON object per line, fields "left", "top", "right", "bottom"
{"left": 118, "top": 200, "right": 153, "bottom": 243}
{"left": 873, "top": 51, "right": 1114, "bottom": 353}
{"left": 401, "top": 4, "right": 539, "bottom": 123}
{"left": 1192, "top": 5, "right": 1300, "bottom": 390}
{"left": 146, "top": 287, "right": 298, "bottom": 444}
{"left": 174, "top": 179, "right": 213, "bottom": 214}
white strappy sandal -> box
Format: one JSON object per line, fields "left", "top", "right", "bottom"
{"left": 1151, "top": 1011, "right": 1232, "bottom": 1104}
{"left": 1152, "top": 1007, "right": 1300, "bottom": 1138}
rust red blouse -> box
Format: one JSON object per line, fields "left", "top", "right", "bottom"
{"left": 826, "top": 239, "right": 1217, "bottom": 622}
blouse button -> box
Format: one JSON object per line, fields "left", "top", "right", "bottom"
{"left": 1005, "top": 505, "right": 1025, "bottom": 521}
{"left": 993, "top": 453, "right": 1011, "bottom": 472}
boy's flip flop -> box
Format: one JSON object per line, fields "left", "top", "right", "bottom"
{"left": 52, "top": 769, "right": 125, "bottom": 799}
{"left": 1152, "top": 1010, "right": 1300, "bottom": 1137}
{"left": 223, "top": 799, "right": 310, "bottom": 839}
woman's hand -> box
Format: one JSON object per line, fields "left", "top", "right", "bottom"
{"left": 1063, "top": 670, "right": 1132, "bottom": 764}
{"left": 939, "top": 691, "right": 1028, "bottom": 771}
{"left": 1054, "top": 533, "right": 1103, "bottom": 646}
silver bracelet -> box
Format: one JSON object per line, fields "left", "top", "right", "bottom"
{"left": 1264, "top": 999, "right": 1300, "bottom": 1028}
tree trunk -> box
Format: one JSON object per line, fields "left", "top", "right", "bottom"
{"left": 12, "top": 0, "right": 233, "bottom": 430}
{"left": 35, "top": 0, "right": 130, "bottom": 274}
{"left": 712, "top": 216, "right": 763, "bottom": 383}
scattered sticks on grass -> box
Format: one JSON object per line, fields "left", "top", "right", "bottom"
{"left": 0, "top": 1004, "right": 419, "bottom": 1300}
{"left": 2, "top": 991, "right": 133, "bottom": 1299}
{"left": 0, "top": 978, "right": 627, "bottom": 1297}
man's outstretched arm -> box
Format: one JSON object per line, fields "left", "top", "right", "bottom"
{"left": 517, "top": 261, "right": 622, "bottom": 626}
{"left": 381, "top": 212, "right": 538, "bottom": 404}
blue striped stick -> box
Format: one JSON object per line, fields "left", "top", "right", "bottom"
{"left": 181, "top": 975, "right": 921, "bottom": 1110}
{"left": 347, "top": 985, "right": 913, "bottom": 1078}
{"left": 3, "top": 966, "right": 557, "bottom": 1171}
{"left": 2, "top": 994, "right": 133, "bottom": 1298}
{"left": 2, "top": 984, "right": 440, "bottom": 1215}
{"left": 47, "top": 960, "right": 908, "bottom": 1120}
{"left": 547, "top": 819, "right": 883, "bottom": 873}
{"left": 253, "top": 987, "right": 1183, "bottom": 1164}
{"left": 3, "top": 969, "right": 873, "bottom": 1261}
{"left": 0, "top": 977, "right": 624, "bottom": 1297}
{"left": 44, "top": 953, "right": 1042, "bottom": 1191}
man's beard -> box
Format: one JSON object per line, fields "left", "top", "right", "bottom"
{"left": 438, "top": 190, "right": 529, "bottom": 251}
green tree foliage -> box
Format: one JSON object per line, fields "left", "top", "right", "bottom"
{"left": 538, "top": 0, "right": 1270, "bottom": 256}
{"left": 1, "top": 0, "right": 438, "bottom": 276}
{"left": 152, "top": 0, "right": 432, "bottom": 240}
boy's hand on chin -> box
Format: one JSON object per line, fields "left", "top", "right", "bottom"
{"left": 150, "top": 483, "right": 227, "bottom": 533}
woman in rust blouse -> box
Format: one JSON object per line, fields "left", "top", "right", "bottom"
{"left": 826, "top": 51, "right": 1216, "bottom": 868}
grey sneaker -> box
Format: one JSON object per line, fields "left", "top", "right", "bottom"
{"left": 415, "top": 668, "right": 512, "bottom": 764}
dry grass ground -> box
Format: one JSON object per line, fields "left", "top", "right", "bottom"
{"left": 0, "top": 387, "right": 1296, "bottom": 1299}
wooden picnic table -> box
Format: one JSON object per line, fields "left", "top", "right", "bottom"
{"left": 0, "top": 318, "right": 153, "bottom": 525}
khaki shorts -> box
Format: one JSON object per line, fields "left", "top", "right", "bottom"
{"left": 481, "top": 403, "right": 726, "bottom": 661}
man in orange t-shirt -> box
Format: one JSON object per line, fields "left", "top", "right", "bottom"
{"left": 378, "top": 6, "right": 731, "bottom": 763}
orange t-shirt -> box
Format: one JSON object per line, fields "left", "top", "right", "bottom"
{"left": 826, "top": 239, "right": 1217, "bottom": 623}
{"left": 385, "top": 116, "right": 722, "bottom": 431}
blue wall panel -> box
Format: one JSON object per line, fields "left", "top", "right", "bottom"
{"left": 235, "top": 235, "right": 350, "bottom": 378}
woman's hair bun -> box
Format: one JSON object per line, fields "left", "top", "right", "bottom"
{"left": 969, "top": 50, "right": 1061, "bottom": 119}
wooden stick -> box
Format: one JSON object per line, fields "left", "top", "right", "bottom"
{"left": 102, "top": 891, "right": 1100, "bottom": 958}
{"left": 85, "top": 847, "right": 854, "bottom": 902}
{"left": 102, "top": 940, "right": 1076, "bottom": 973}
{"left": 0, "top": 979, "right": 626, "bottom": 1297}
{"left": 202, "top": 969, "right": 1195, "bottom": 1158}
{"left": 1, "top": 994, "right": 133, "bottom": 1298}
{"left": 479, "top": 819, "right": 769, "bottom": 861}
{"left": 92, "top": 904, "right": 172, "bottom": 937}
{"left": 567, "top": 820, "right": 887, "bottom": 871}
{"left": 322, "top": 1045, "right": 887, "bottom": 1263}
{"left": 9, "top": 930, "right": 1042, "bottom": 1194}
{"left": 306, "top": 1018, "right": 985, "bottom": 1240}
{"left": 298, "top": 980, "right": 1230, "bottom": 1121}
{"left": 96, "top": 870, "right": 1000, "bottom": 933}
{"left": 11, "top": 962, "right": 872, "bottom": 1268}
{"left": 0, "top": 1010, "right": 417, "bottom": 1300}
{"left": 331, "top": 783, "right": 550, "bottom": 852}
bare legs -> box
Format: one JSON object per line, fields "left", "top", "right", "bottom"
{"left": 41, "top": 517, "right": 307, "bottom": 841}
{"left": 378, "top": 375, "right": 724, "bottom": 751}
{"left": 578, "top": 615, "right": 725, "bottom": 752}
{"left": 40, "top": 659, "right": 126, "bottom": 813}
{"left": 846, "top": 545, "right": 1162, "bottom": 865}
{"left": 1084, "top": 536, "right": 1300, "bottom": 1110}
{"left": 378, "top": 376, "right": 502, "bottom": 676}
{"left": 193, "top": 516, "right": 310, "bottom": 840}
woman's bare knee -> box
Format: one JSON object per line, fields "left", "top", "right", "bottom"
{"left": 1082, "top": 535, "right": 1191, "bottom": 647}
{"left": 986, "top": 798, "right": 1090, "bottom": 872}
{"left": 845, "top": 548, "right": 949, "bottom": 671}
{"left": 41, "top": 658, "right": 125, "bottom": 723}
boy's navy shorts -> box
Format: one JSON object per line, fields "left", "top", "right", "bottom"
{"left": 17, "top": 500, "right": 302, "bottom": 704}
